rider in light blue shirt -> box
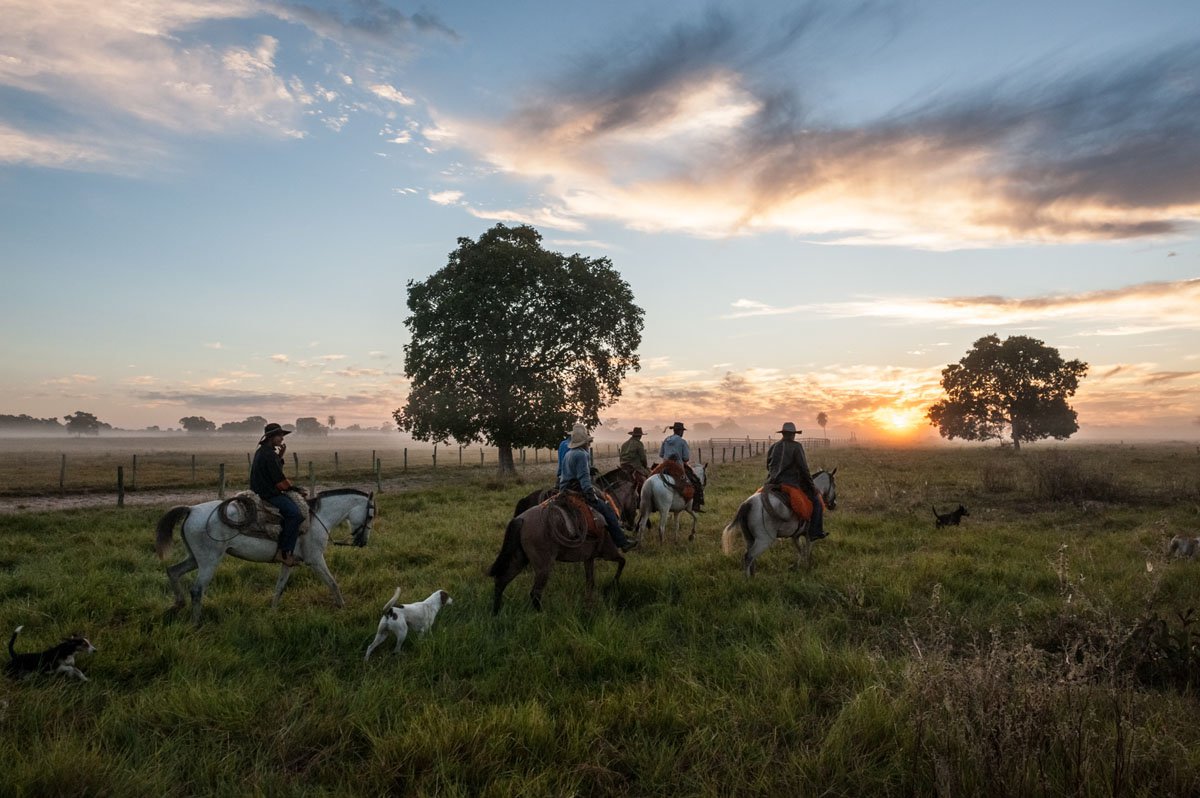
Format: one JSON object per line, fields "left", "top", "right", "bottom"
{"left": 659, "top": 421, "right": 705, "bottom": 511}
{"left": 558, "top": 425, "right": 638, "bottom": 552}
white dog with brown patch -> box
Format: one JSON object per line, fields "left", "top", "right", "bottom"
{"left": 364, "top": 587, "right": 453, "bottom": 660}
{"left": 1167, "top": 536, "right": 1200, "bottom": 559}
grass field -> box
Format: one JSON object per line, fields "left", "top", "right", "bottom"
{"left": 1, "top": 443, "right": 1199, "bottom": 796}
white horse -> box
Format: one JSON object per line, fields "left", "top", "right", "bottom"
{"left": 155, "top": 488, "right": 376, "bottom": 624}
{"left": 635, "top": 462, "right": 708, "bottom": 543}
{"left": 721, "top": 469, "right": 837, "bottom": 576}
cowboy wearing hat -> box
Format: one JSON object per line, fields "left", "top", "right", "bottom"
{"left": 659, "top": 421, "right": 705, "bottom": 512}
{"left": 619, "top": 427, "right": 649, "bottom": 476}
{"left": 249, "top": 422, "right": 307, "bottom": 566}
{"left": 765, "top": 421, "right": 826, "bottom": 540}
{"left": 558, "top": 424, "right": 639, "bottom": 552}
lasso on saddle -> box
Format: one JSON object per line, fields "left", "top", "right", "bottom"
{"left": 217, "top": 490, "right": 312, "bottom": 541}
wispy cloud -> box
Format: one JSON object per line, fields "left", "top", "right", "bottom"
{"left": 437, "top": 8, "right": 1200, "bottom": 245}
{"left": 369, "top": 83, "right": 415, "bottom": 105}
{"left": 726, "top": 278, "right": 1200, "bottom": 333}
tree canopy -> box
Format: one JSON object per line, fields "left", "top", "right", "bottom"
{"left": 394, "top": 224, "right": 644, "bottom": 473}
{"left": 63, "top": 411, "right": 107, "bottom": 435}
{"left": 179, "top": 416, "right": 216, "bottom": 433}
{"left": 927, "top": 334, "right": 1088, "bottom": 450}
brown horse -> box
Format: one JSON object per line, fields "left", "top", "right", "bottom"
{"left": 488, "top": 501, "right": 626, "bottom": 614}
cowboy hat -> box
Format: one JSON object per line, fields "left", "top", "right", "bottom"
{"left": 671, "top": 421, "right": 686, "bottom": 432}
{"left": 627, "top": 427, "right": 644, "bottom": 437}
{"left": 259, "top": 422, "right": 292, "bottom": 444}
{"left": 777, "top": 422, "right": 801, "bottom": 435}
{"left": 567, "top": 423, "right": 593, "bottom": 449}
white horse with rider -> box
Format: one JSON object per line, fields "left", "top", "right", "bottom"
{"left": 635, "top": 461, "right": 708, "bottom": 543}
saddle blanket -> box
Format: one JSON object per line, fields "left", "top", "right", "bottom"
{"left": 542, "top": 491, "right": 606, "bottom": 540}
{"left": 649, "top": 461, "right": 695, "bottom": 501}
{"left": 757, "top": 484, "right": 823, "bottom": 521}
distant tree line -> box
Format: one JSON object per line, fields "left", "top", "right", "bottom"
{"left": 0, "top": 414, "right": 64, "bottom": 431}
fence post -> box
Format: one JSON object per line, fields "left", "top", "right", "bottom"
{"left": 375, "top": 458, "right": 382, "bottom": 493}
{"left": 59, "top": 453, "right": 66, "bottom": 496}
{"left": 218, "top": 463, "right": 226, "bottom": 499}
{"left": 191, "top": 454, "right": 196, "bottom": 484}
{"left": 308, "top": 461, "right": 314, "bottom": 494}
{"left": 404, "top": 448, "right": 408, "bottom": 472}
{"left": 131, "top": 454, "right": 137, "bottom": 491}
{"left": 433, "top": 444, "right": 437, "bottom": 468}
{"left": 117, "top": 466, "right": 124, "bottom": 508}
{"left": 292, "top": 452, "right": 298, "bottom": 477}
{"left": 459, "top": 445, "right": 463, "bottom": 467}
{"left": 480, "top": 448, "right": 484, "bottom": 467}
{"left": 334, "top": 451, "right": 339, "bottom": 474}
{"left": 722, "top": 448, "right": 726, "bottom": 463}
{"left": 246, "top": 452, "right": 252, "bottom": 474}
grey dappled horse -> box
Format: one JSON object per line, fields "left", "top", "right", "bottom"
{"left": 721, "top": 469, "right": 837, "bottom": 576}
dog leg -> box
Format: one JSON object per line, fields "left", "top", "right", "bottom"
{"left": 364, "top": 628, "right": 390, "bottom": 661}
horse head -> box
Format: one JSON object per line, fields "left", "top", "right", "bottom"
{"left": 351, "top": 491, "right": 376, "bottom": 547}
{"left": 814, "top": 468, "right": 837, "bottom": 510}
{"left": 692, "top": 462, "right": 707, "bottom": 486}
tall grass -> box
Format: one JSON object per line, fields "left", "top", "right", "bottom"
{"left": 0, "top": 443, "right": 1198, "bottom": 795}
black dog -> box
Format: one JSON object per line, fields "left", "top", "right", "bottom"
{"left": 6, "top": 625, "right": 96, "bottom": 681}
{"left": 933, "top": 504, "right": 969, "bottom": 528}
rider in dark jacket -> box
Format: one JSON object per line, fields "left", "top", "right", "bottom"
{"left": 765, "top": 422, "right": 826, "bottom": 540}
{"left": 250, "top": 422, "right": 307, "bottom": 566}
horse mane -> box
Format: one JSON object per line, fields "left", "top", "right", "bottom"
{"left": 314, "top": 487, "right": 372, "bottom": 499}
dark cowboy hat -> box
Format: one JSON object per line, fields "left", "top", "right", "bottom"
{"left": 778, "top": 422, "right": 801, "bottom": 435}
{"left": 628, "top": 427, "right": 645, "bottom": 437}
{"left": 259, "top": 422, "right": 292, "bottom": 444}
{"left": 671, "top": 421, "right": 686, "bottom": 432}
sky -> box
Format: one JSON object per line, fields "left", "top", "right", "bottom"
{"left": 1, "top": 0, "right": 1198, "bottom": 444}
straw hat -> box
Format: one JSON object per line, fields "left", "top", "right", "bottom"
{"left": 567, "top": 423, "right": 593, "bottom": 449}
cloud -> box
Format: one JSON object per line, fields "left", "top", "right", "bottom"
{"left": 428, "top": 189, "right": 463, "bottom": 205}
{"left": 435, "top": 8, "right": 1200, "bottom": 245}
{"left": 270, "top": 354, "right": 290, "bottom": 363}
{"left": 276, "top": 0, "right": 459, "bottom": 50}
{"left": 369, "top": 83, "right": 415, "bottom": 105}
{"left": 726, "top": 278, "right": 1200, "bottom": 333}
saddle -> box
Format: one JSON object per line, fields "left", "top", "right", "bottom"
{"left": 543, "top": 490, "right": 605, "bottom": 541}
{"left": 758, "top": 483, "right": 818, "bottom": 522}
{"left": 650, "top": 460, "right": 694, "bottom": 501}
{"left": 217, "top": 490, "right": 311, "bottom": 541}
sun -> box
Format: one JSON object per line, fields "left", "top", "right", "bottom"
{"left": 873, "top": 406, "right": 926, "bottom": 439}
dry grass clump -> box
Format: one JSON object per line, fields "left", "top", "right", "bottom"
{"left": 1026, "top": 450, "right": 1126, "bottom": 504}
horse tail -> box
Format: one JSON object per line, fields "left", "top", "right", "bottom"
{"left": 488, "top": 516, "right": 525, "bottom": 577}
{"left": 721, "top": 500, "right": 752, "bottom": 556}
{"left": 155, "top": 506, "right": 191, "bottom": 560}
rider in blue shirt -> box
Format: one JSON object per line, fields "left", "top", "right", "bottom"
{"left": 659, "top": 421, "right": 705, "bottom": 512}
{"left": 558, "top": 426, "right": 638, "bottom": 552}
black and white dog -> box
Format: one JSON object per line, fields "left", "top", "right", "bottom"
{"left": 933, "top": 504, "right": 970, "bottom": 528}
{"left": 364, "top": 588, "right": 453, "bottom": 660}
{"left": 6, "top": 625, "right": 96, "bottom": 681}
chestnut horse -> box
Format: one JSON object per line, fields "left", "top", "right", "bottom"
{"left": 488, "top": 500, "right": 626, "bottom": 614}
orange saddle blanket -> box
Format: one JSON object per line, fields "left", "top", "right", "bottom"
{"left": 650, "top": 461, "right": 695, "bottom": 501}
{"left": 758, "top": 484, "right": 822, "bottom": 521}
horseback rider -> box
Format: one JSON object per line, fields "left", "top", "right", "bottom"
{"left": 250, "top": 422, "right": 307, "bottom": 566}
{"left": 765, "top": 421, "right": 827, "bottom": 540}
{"left": 659, "top": 421, "right": 705, "bottom": 512}
{"left": 558, "top": 424, "right": 638, "bottom": 552}
{"left": 619, "top": 426, "right": 649, "bottom": 488}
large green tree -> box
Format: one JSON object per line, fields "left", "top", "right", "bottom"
{"left": 927, "top": 334, "right": 1088, "bottom": 451}
{"left": 394, "top": 224, "right": 644, "bottom": 473}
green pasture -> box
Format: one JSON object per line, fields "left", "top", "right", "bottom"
{"left": 1, "top": 444, "right": 1199, "bottom": 796}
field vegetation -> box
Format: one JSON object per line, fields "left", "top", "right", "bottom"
{"left": 1, "top": 443, "right": 1198, "bottom": 796}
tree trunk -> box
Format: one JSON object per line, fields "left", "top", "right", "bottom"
{"left": 1011, "top": 433, "right": 1021, "bottom": 452}
{"left": 497, "top": 443, "right": 516, "bottom": 474}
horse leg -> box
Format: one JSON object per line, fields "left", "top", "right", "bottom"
{"left": 303, "top": 554, "right": 345, "bottom": 608}
{"left": 166, "top": 554, "right": 197, "bottom": 610}
{"left": 529, "top": 562, "right": 553, "bottom": 612}
{"left": 789, "top": 535, "right": 813, "bottom": 571}
{"left": 492, "top": 548, "right": 528, "bottom": 615}
{"left": 189, "top": 558, "right": 222, "bottom": 625}
{"left": 744, "top": 533, "right": 773, "bottom": 578}
{"left": 685, "top": 507, "right": 698, "bottom": 541}
{"left": 583, "top": 559, "right": 596, "bottom": 607}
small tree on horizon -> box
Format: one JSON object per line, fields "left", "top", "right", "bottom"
{"left": 816, "top": 412, "right": 828, "bottom": 438}
{"left": 63, "top": 411, "right": 104, "bottom": 436}
{"left": 927, "top": 334, "right": 1088, "bottom": 451}
{"left": 394, "top": 224, "right": 643, "bottom": 473}
{"left": 179, "top": 416, "right": 216, "bottom": 433}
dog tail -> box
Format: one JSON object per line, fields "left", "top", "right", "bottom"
{"left": 488, "top": 516, "right": 524, "bottom": 577}
{"left": 155, "top": 506, "right": 191, "bottom": 560}
{"left": 382, "top": 586, "right": 402, "bottom": 613}
{"left": 8, "top": 625, "right": 22, "bottom": 659}
{"left": 721, "top": 500, "right": 752, "bottom": 556}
